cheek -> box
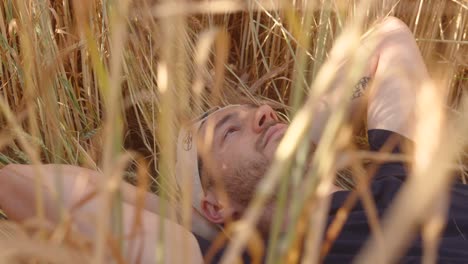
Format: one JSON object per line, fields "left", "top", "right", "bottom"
{"left": 216, "top": 152, "right": 239, "bottom": 175}
{"left": 215, "top": 150, "right": 239, "bottom": 176}
{"left": 217, "top": 135, "right": 266, "bottom": 175}
{"left": 225, "top": 136, "right": 251, "bottom": 157}
{"left": 224, "top": 156, "right": 271, "bottom": 207}
{"left": 263, "top": 139, "right": 280, "bottom": 160}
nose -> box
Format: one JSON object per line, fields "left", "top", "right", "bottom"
{"left": 253, "top": 105, "right": 278, "bottom": 133}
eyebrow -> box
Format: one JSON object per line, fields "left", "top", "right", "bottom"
{"left": 198, "top": 112, "right": 231, "bottom": 144}
{"left": 213, "top": 113, "right": 235, "bottom": 140}
{"left": 199, "top": 104, "right": 257, "bottom": 141}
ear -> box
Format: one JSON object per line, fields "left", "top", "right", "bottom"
{"left": 200, "top": 190, "right": 236, "bottom": 224}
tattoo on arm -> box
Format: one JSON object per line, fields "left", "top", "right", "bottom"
{"left": 351, "top": 77, "right": 371, "bottom": 100}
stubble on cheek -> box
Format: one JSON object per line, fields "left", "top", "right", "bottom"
{"left": 225, "top": 157, "right": 271, "bottom": 209}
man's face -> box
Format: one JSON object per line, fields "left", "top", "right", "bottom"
{"left": 197, "top": 104, "right": 288, "bottom": 211}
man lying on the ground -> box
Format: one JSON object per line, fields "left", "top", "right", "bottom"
{"left": 0, "top": 16, "right": 467, "bottom": 263}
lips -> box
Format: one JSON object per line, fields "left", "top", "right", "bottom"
{"left": 262, "top": 123, "right": 287, "bottom": 150}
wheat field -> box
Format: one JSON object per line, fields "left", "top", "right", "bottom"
{"left": 0, "top": 0, "right": 467, "bottom": 263}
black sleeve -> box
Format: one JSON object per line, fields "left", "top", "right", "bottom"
{"left": 194, "top": 233, "right": 256, "bottom": 264}
{"left": 367, "top": 129, "right": 412, "bottom": 181}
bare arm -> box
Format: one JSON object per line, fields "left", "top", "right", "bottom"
{"left": 0, "top": 164, "right": 219, "bottom": 239}
{"left": 309, "top": 17, "right": 427, "bottom": 143}
{"left": 0, "top": 164, "right": 203, "bottom": 263}
{"left": 0, "top": 164, "right": 178, "bottom": 219}
{"left": 365, "top": 17, "right": 429, "bottom": 140}
{"left": 75, "top": 193, "right": 203, "bottom": 264}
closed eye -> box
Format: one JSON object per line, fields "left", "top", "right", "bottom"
{"left": 223, "top": 127, "right": 238, "bottom": 140}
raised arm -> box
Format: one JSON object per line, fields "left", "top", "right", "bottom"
{"left": 365, "top": 17, "right": 429, "bottom": 140}
{"left": 309, "top": 17, "right": 428, "bottom": 143}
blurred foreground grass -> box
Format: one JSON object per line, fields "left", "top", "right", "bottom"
{"left": 0, "top": 0, "right": 466, "bottom": 263}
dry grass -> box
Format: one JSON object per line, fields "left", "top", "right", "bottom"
{"left": 0, "top": 0, "right": 466, "bottom": 263}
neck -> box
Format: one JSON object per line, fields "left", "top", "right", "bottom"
{"left": 253, "top": 203, "right": 276, "bottom": 238}
{"left": 256, "top": 183, "right": 344, "bottom": 239}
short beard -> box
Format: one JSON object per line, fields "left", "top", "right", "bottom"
{"left": 224, "top": 157, "right": 280, "bottom": 237}
{"left": 224, "top": 120, "right": 281, "bottom": 208}
{"left": 224, "top": 157, "right": 278, "bottom": 219}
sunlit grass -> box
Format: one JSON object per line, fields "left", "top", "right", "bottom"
{"left": 0, "top": 0, "right": 466, "bottom": 263}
